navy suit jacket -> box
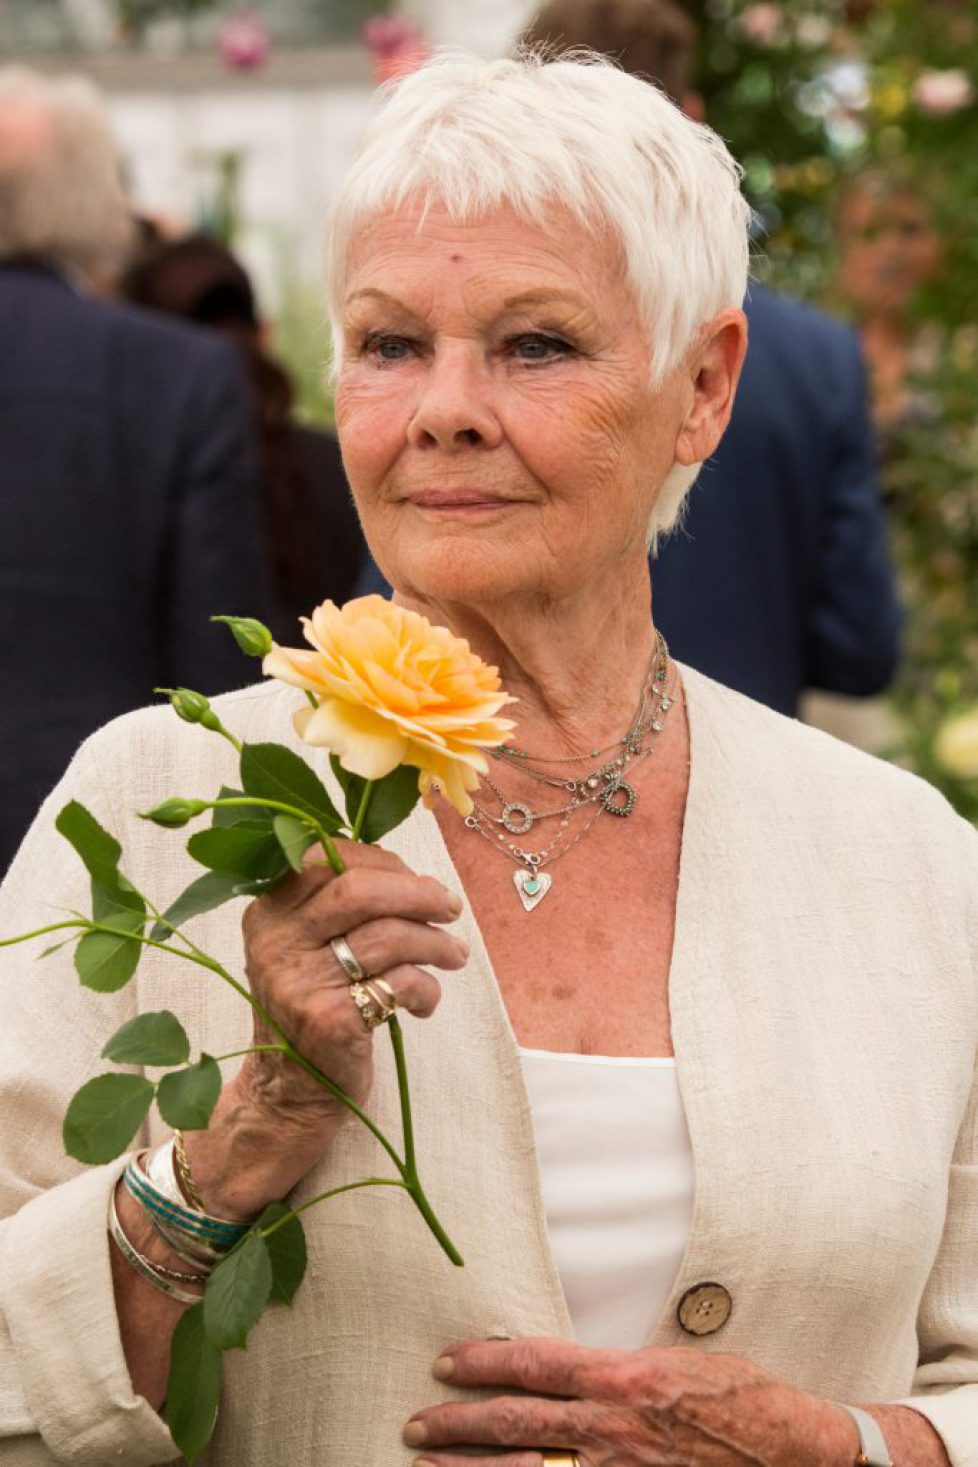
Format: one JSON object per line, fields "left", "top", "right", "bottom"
{"left": 651, "top": 284, "right": 901, "bottom": 714}
{"left": 354, "top": 285, "right": 901, "bottom": 717}
{"left": 0, "top": 263, "right": 273, "bottom": 871}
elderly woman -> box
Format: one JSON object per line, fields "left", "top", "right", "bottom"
{"left": 1, "top": 51, "right": 976, "bottom": 1467}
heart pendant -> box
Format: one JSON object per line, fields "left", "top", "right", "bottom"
{"left": 514, "top": 868, "right": 552, "bottom": 912}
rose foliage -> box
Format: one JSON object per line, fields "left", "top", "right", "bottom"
{"left": 0, "top": 601, "right": 516, "bottom": 1462}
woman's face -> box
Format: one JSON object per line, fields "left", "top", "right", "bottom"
{"left": 335, "top": 202, "right": 739, "bottom": 608}
{"left": 837, "top": 185, "right": 940, "bottom": 317}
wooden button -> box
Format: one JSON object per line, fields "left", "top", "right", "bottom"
{"left": 676, "top": 1282, "right": 732, "bottom": 1336}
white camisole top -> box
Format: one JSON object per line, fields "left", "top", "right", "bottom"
{"left": 518, "top": 1049, "right": 695, "bottom": 1350}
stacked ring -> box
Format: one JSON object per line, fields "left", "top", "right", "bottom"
{"left": 331, "top": 933, "right": 398, "bottom": 1029}
{"left": 349, "top": 978, "right": 398, "bottom": 1030}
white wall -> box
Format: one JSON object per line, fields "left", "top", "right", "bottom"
{"left": 104, "top": 0, "right": 535, "bottom": 313}
{"left": 109, "top": 83, "right": 376, "bottom": 311}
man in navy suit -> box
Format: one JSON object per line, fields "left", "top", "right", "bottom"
{"left": 357, "top": 0, "right": 901, "bottom": 718}
{"left": 0, "top": 69, "right": 272, "bottom": 872}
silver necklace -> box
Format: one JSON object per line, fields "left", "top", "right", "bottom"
{"left": 466, "top": 665, "right": 676, "bottom": 911}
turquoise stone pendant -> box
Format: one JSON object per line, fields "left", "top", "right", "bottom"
{"left": 514, "top": 868, "right": 552, "bottom": 912}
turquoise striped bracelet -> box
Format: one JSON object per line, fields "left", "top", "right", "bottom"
{"left": 124, "top": 1158, "right": 248, "bottom": 1249}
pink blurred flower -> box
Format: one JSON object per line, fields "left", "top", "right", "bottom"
{"left": 739, "top": 4, "right": 784, "bottom": 46}
{"left": 912, "top": 68, "right": 974, "bottom": 117}
{"left": 219, "top": 9, "right": 271, "bottom": 71}
{"left": 362, "top": 14, "right": 429, "bottom": 84}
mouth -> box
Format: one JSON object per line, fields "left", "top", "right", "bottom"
{"left": 405, "top": 490, "right": 527, "bottom": 515}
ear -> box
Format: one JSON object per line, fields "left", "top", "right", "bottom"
{"left": 674, "top": 308, "right": 748, "bottom": 467}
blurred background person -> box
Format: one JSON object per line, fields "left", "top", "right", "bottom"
{"left": 834, "top": 165, "right": 943, "bottom": 435}
{"left": 123, "top": 233, "right": 367, "bottom": 642}
{"left": 520, "top": 0, "right": 904, "bottom": 720}
{"left": 0, "top": 67, "right": 272, "bottom": 875}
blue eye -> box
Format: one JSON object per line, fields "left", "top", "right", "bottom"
{"left": 364, "top": 334, "right": 414, "bottom": 362}
{"left": 508, "top": 334, "right": 573, "bottom": 363}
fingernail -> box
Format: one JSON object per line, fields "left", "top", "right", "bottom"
{"left": 403, "top": 1421, "right": 427, "bottom": 1447}
{"left": 449, "top": 891, "right": 464, "bottom": 915}
{"left": 432, "top": 1354, "right": 455, "bottom": 1380}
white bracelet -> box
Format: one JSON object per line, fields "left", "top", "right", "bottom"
{"left": 836, "top": 1404, "right": 893, "bottom": 1467}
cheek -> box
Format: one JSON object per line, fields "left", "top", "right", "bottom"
{"left": 335, "top": 375, "right": 410, "bottom": 495}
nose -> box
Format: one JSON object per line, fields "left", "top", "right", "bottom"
{"left": 406, "top": 342, "right": 503, "bottom": 452}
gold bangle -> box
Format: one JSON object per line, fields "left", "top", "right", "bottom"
{"left": 173, "top": 1128, "right": 207, "bottom": 1212}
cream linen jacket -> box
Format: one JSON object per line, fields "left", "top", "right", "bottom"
{"left": 1, "top": 668, "right": 976, "bottom": 1467}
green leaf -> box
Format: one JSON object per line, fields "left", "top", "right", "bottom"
{"left": 329, "top": 757, "right": 420, "bottom": 842}
{"left": 187, "top": 824, "right": 288, "bottom": 881}
{"left": 102, "top": 1010, "right": 190, "bottom": 1067}
{"left": 240, "top": 743, "right": 343, "bottom": 834}
{"left": 211, "top": 785, "right": 274, "bottom": 829}
{"left": 272, "top": 813, "right": 317, "bottom": 873}
{"left": 74, "top": 921, "right": 143, "bottom": 993}
{"left": 256, "top": 1202, "right": 308, "bottom": 1305}
{"left": 165, "top": 1302, "right": 222, "bottom": 1464}
{"left": 359, "top": 765, "right": 422, "bottom": 843}
{"left": 55, "top": 801, "right": 124, "bottom": 891}
{"left": 63, "top": 1072, "right": 156, "bottom": 1163}
{"left": 157, "top": 1054, "right": 221, "bottom": 1130}
{"left": 329, "top": 754, "right": 365, "bottom": 829}
{"left": 56, "top": 803, "right": 144, "bottom": 926}
{"left": 203, "top": 1231, "right": 273, "bottom": 1350}
{"left": 150, "top": 869, "right": 243, "bottom": 942}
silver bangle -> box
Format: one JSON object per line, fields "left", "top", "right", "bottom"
{"left": 143, "top": 1138, "right": 185, "bottom": 1205}
{"left": 836, "top": 1404, "right": 893, "bottom": 1467}
{"left": 108, "top": 1191, "right": 207, "bottom": 1305}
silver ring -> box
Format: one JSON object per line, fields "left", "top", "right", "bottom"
{"left": 330, "top": 933, "right": 366, "bottom": 983}
{"left": 349, "top": 980, "right": 394, "bottom": 1030}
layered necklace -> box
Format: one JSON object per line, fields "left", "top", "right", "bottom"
{"left": 464, "top": 631, "right": 675, "bottom": 911}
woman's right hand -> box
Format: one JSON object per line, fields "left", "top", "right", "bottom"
{"left": 182, "top": 840, "right": 467, "bottom": 1220}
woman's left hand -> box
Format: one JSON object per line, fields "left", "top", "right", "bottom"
{"left": 403, "top": 1338, "right": 856, "bottom": 1465}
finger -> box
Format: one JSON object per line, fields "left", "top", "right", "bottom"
{"left": 405, "top": 1394, "right": 580, "bottom": 1452}
{"left": 259, "top": 840, "right": 412, "bottom": 916}
{"left": 431, "top": 1339, "right": 616, "bottom": 1401}
{"left": 362, "top": 963, "right": 442, "bottom": 1019}
{"left": 337, "top": 918, "right": 468, "bottom": 981}
{"left": 294, "top": 867, "right": 464, "bottom": 940}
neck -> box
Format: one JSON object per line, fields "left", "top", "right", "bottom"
{"left": 395, "top": 562, "right": 657, "bottom": 757}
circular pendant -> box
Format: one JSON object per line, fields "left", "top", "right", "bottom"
{"left": 501, "top": 801, "right": 534, "bottom": 835}
{"left": 600, "top": 780, "right": 637, "bottom": 818}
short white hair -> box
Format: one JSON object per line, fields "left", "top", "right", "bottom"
{"left": 326, "top": 49, "right": 751, "bottom": 542}
{"left": 0, "top": 66, "right": 133, "bottom": 288}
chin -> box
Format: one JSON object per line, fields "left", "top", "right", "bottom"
{"left": 385, "top": 537, "right": 531, "bottom": 606}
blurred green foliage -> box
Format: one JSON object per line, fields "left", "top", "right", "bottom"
{"left": 689, "top": 0, "right": 978, "bottom": 818}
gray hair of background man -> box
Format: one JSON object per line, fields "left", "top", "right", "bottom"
{"left": 0, "top": 67, "right": 133, "bottom": 289}
{"left": 324, "top": 48, "right": 751, "bottom": 541}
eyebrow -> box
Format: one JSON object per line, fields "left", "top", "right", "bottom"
{"left": 343, "top": 286, "right": 592, "bottom": 313}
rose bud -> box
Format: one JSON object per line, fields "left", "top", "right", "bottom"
{"left": 140, "top": 798, "right": 208, "bottom": 828}
{"left": 210, "top": 615, "right": 273, "bottom": 657}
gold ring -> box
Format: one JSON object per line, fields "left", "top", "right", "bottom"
{"left": 362, "top": 979, "right": 397, "bottom": 1020}
{"left": 349, "top": 980, "right": 394, "bottom": 1030}
{"left": 540, "top": 1455, "right": 580, "bottom": 1465}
